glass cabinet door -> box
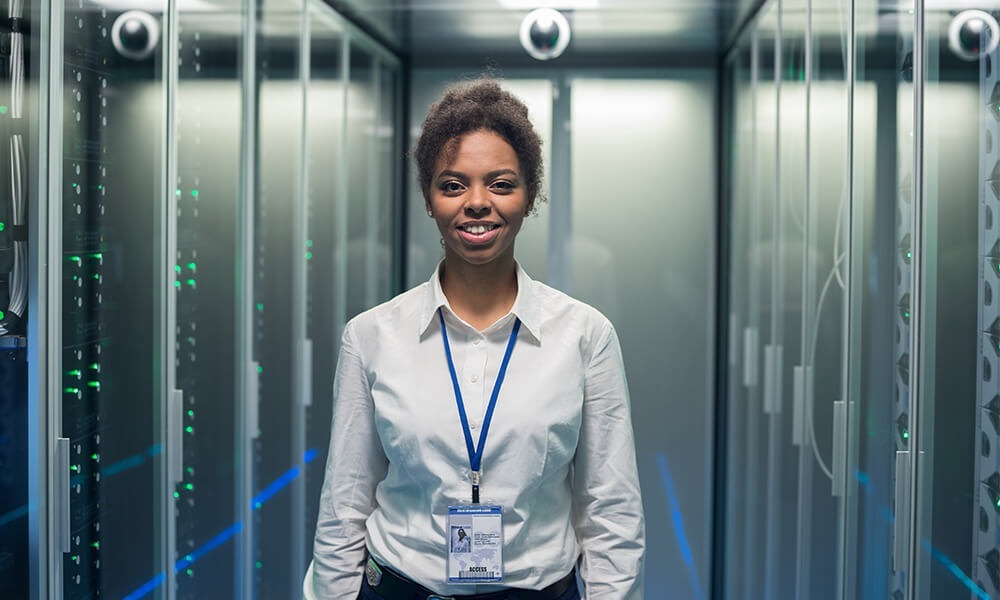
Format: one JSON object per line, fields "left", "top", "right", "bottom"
{"left": 59, "top": 2, "right": 168, "bottom": 598}
{"left": 303, "top": 2, "right": 344, "bottom": 569}
{"left": 0, "top": 0, "right": 36, "bottom": 596}
{"left": 253, "top": 1, "right": 306, "bottom": 597}
{"left": 723, "top": 31, "right": 754, "bottom": 600}
{"left": 844, "top": 1, "right": 915, "bottom": 598}
{"left": 916, "top": 3, "right": 998, "bottom": 599}
{"left": 173, "top": 1, "right": 246, "bottom": 597}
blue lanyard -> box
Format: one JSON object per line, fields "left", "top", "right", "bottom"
{"left": 438, "top": 308, "right": 521, "bottom": 504}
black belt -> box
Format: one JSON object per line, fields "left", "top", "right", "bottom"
{"left": 362, "top": 559, "right": 577, "bottom": 600}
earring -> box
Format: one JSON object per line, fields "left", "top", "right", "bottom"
{"left": 440, "top": 238, "right": 445, "bottom": 248}
{"left": 427, "top": 209, "right": 433, "bottom": 218}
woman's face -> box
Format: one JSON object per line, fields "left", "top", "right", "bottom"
{"left": 428, "top": 130, "right": 528, "bottom": 268}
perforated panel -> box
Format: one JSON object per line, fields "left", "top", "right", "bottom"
{"left": 975, "top": 22, "right": 1000, "bottom": 599}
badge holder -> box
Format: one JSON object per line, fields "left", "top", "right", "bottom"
{"left": 447, "top": 504, "right": 503, "bottom": 583}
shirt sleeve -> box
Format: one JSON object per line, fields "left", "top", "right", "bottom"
{"left": 306, "top": 323, "right": 389, "bottom": 599}
{"left": 571, "top": 320, "right": 645, "bottom": 598}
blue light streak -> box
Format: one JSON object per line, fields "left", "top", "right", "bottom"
{"left": 856, "top": 469, "right": 989, "bottom": 599}
{"left": 72, "top": 444, "right": 163, "bottom": 488}
{"left": 656, "top": 452, "right": 705, "bottom": 600}
{"left": 0, "top": 503, "right": 30, "bottom": 528}
{"left": 122, "top": 449, "right": 320, "bottom": 600}
{"left": 924, "top": 539, "right": 989, "bottom": 600}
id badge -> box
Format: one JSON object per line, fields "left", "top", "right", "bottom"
{"left": 446, "top": 505, "right": 503, "bottom": 583}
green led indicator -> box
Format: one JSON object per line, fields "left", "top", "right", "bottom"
{"left": 72, "top": 183, "right": 78, "bottom": 188}
{"left": 185, "top": 426, "right": 193, "bottom": 434}
{"left": 306, "top": 239, "right": 313, "bottom": 248}
{"left": 87, "top": 381, "right": 101, "bottom": 389}
{"left": 0, "top": 222, "right": 5, "bottom": 231}
{"left": 185, "top": 483, "right": 194, "bottom": 491}
{"left": 186, "top": 279, "right": 196, "bottom": 287}
{"left": 90, "top": 362, "right": 100, "bottom": 370}
{"left": 902, "top": 431, "right": 910, "bottom": 439}
{"left": 0, "top": 310, "right": 4, "bottom": 320}
{"left": 255, "top": 561, "right": 262, "bottom": 569}
{"left": 97, "top": 184, "right": 103, "bottom": 190}
{"left": 90, "top": 453, "right": 99, "bottom": 461}
{"left": 186, "top": 467, "right": 194, "bottom": 475}
{"left": 996, "top": 498, "right": 1000, "bottom": 508}
{"left": 67, "top": 369, "right": 81, "bottom": 377}
{"left": 175, "top": 280, "right": 181, "bottom": 289}
{"left": 89, "top": 253, "right": 103, "bottom": 259}
{"left": 92, "top": 273, "right": 100, "bottom": 280}
{"left": 904, "top": 311, "right": 910, "bottom": 319}
{"left": 0, "top": 105, "right": 8, "bottom": 115}
{"left": 175, "top": 265, "right": 182, "bottom": 273}
{"left": 187, "top": 262, "right": 197, "bottom": 271}
{"left": 187, "top": 409, "right": 194, "bottom": 417}
{"left": 173, "top": 491, "right": 180, "bottom": 499}
{"left": 257, "top": 365, "right": 263, "bottom": 374}
{"left": 70, "top": 256, "right": 82, "bottom": 264}
{"left": 305, "top": 252, "right": 313, "bottom": 260}
{"left": 176, "top": 188, "right": 182, "bottom": 196}
{"left": 91, "top": 542, "right": 100, "bottom": 550}
{"left": 254, "top": 502, "right": 262, "bottom": 509}
{"left": 70, "top": 464, "right": 79, "bottom": 472}
{"left": 64, "top": 387, "right": 80, "bottom": 394}
{"left": 256, "top": 303, "right": 264, "bottom": 312}
{"left": 191, "top": 189, "right": 199, "bottom": 197}
{"left": 186, "top": 569, "right": 194, "bottom": 576}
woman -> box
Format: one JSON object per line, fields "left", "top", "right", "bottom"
{"left": 305, "top": 79, "right": 644, "bottom": 599}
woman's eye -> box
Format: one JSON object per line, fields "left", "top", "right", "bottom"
{"left": 440, "top": 181, "right": 464, "bottom": 194}
{"left": 490, "top": 180, "right": 515, "bottom": 192}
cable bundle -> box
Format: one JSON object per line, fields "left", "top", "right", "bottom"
{"left": 0, "top": 0, "right": 25, "bottom": 336}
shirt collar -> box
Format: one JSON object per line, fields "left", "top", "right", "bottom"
{"left": 418, "top": 261, "right": 542, "bottom": 343}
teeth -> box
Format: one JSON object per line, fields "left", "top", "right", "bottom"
{"left": 462, "top": 224, "right": 496, "bottom": 235}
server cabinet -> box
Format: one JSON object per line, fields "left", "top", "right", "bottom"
{"left": 253, "top": 2, "right": 306, "bottom": 597}
{"left": 303, "top": 7, "right": 343, "bottom": 563}
{"left": 0, "top": 0, "right": 34, "bottom": 596}
{"left": 173, "top": 2, "right": 245, "bottom": 597}
{"left": 57, "top": 2, "right": 169, "bottom": 598}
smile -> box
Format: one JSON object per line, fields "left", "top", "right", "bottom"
{"left": 457, "top": 223, "right": 501, "bottom": 234}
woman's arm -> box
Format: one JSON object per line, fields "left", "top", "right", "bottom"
{"left": 306, "top": 324, "right": 388, "bottom": 599}
{"left": 571, "top": 321, "right": 645, "bottom": 599}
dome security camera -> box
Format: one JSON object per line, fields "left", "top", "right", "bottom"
{"left": 111, "top": 10, "right": 160, "bottom": 61}
{"left": 948, "top": 9, "right": 999, "bottom": 62}
{"left": 520, "top": 8, "right": 571, "bottom": 61}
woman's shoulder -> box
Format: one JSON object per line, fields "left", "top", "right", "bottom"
{"left": 526, "top": 278, "right": 616, "bottom": 341}
{"left": 343, "top": 282, "right": 431, "bottom": 339}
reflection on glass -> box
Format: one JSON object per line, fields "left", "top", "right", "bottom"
{"left": 919, "top": 4, "right": 991, "bottom": 600}
{"left": 174, "top": 6, "right": 244, "bottom": 598}
{"left": 571, "top": 76, "right": 714, "bottom": 598}
{"left": 61, "top": 2, "right": 166, "bottom": 598}
{"left": 304, "top": 4, "right": 343, "bottom": 576}
{"left": 254, "top": 7, "right": 304, "bottom": 598}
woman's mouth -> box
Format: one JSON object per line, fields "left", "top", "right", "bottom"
{"left": 457, "top": 222, "right": 501, "bottom": 244}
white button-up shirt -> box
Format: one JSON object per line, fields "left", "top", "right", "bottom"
{"left": 306, "top": 264, "right": 644, "bottom": 598}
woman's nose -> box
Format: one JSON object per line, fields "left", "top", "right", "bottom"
{"left": 464, "top": 187, "right": 491, "bottom": 216}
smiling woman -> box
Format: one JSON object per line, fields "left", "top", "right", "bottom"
{"left": 305, "top": 78, "right": 645, "bottom": 600}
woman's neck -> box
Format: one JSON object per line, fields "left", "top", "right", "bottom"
{"left": 440, "top": 256, "right": 518, "bottom": 331}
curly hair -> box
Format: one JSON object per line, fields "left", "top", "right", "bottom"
{"left": 414, "top": 78, "right": 544, "bottom": 214}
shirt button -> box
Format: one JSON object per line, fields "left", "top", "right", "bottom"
{"left": 471, "top": 421, "right": 479, "bottom": 430}
{"left": 470, "top": 374, "right": 479, "bottom": 383}
{"left": 473, "top": 338, "right": 481, "bottom": 346}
